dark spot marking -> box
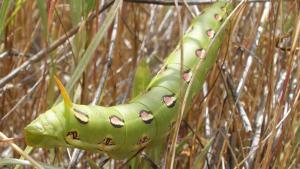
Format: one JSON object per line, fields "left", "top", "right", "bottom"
{"left": 101, "top": 137, "right": 115, "bottom": 146}
{"left": 164, "top": 65, "right": 168, "bottom": 70}
{"left": 195, "top": 48, "right": 206, "bottom": 59}
{"left": 139, "top": 110, "right": 154, "bottom": 124}
{"left": 73, "top": 108, "right": 89, "bottom": 124}
{"left": 158, "top": 65, "right": 168, "bottom": 75}
{"left": 138, "top": 135, "right": 151, "bottom": 145}
{"left": 109, "top": 115, "right": 125, "bottom": 128}
{"left": 67, "top": 131, "right": 79, "bottom": 140}
{"left": 147, "top": 87, "right": 152, "bottom": 92}
{"left": 162, "top": 94, "right": 176, "bottom": 108}
{"left": 183, "top": 69, "right": 192, "bottom": 84}
{"left": 207, "top": 29, "right": 215, "bottom": 39}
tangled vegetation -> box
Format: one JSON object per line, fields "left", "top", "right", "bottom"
{"left": 0, "top": 0, "right": 299, "bottom": 168}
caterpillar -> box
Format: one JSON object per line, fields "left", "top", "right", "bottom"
{"left": 24, "top": 1, "right": 233, "bottom": 159}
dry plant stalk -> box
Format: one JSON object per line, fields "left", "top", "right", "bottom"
{"left": 0, "top": 0, "right": 299, "bottom": 168}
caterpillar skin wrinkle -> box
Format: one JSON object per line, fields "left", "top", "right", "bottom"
{"left": 24, "top": 2, "right": 233, "bottom": 159}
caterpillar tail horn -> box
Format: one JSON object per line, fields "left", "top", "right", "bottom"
{"left": 54, "top": 75, "right": 73, "bottom": 108}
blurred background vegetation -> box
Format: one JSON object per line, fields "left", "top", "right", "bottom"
{"left": 0, "top": 0, "right": 299, "bottom": 168}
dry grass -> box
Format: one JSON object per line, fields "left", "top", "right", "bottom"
{"left": 0, "top": 0, "right": 300, "bottom": 168}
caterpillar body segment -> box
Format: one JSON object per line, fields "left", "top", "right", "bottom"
{"left": 24, "top": 1, "right": 233, "bottom": 159}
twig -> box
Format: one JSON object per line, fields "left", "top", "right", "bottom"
{"left": 92, "top": 15, "right": 119, "bottom": 105}
{"left": 119, "top": 147, "right": 146, "bottom": 168}
{"left": 244, "top": 86, "right": 267, "bottom": 169}
{"left": 202, "top": 85, "right": 213, "bottom": 168}
{"left": 121, "top": 5, "right": 157, "bottom": 104}
{"left": 0, "top": 51, "right": 72, "bottom": 122}
{"left": 235, "top": 1, "right": 270, "bottom": 97}
{"left": 157, "top": 7, "right": 174, "bottom": 33}
{"left": 232, "top": 1, "right": 271, "bottom": 132}
{"left": 0, "top": 132, "right": 44, "bottom": 169}
{"left": 165, "top": 0, "right": 184, "bottom": 167}
{"left": 208, "top": 127, "right": 226, "bottom": 168}
{"left": 183, "top": 120, "right": 203, "bottom": 147}
{"left": 114, "top": 5, "right": 160, "bottom": 167}
{"left": 0, "top": 0, "right": 115, "bottom": 88}
{"left": 203, "top": 82, "right": 212, "bottom": 138}
{"left": 125, "top": 0, "right": 269, "bottom": 5}
{"left": 0, "top": 50, "right": 34, "bottom": 58}
{"left": 140, "top": 152, "right": 160, "bottom": 169}
{"left": 223, "top": 68, "right": 253, "bottom": 132}
{"left": 0, "top": 77, "right": 43, "bottom": 123}
{"left": 99, "top": 157, "right": 111, "bottom": 168}
{"left": 167, "top": 1, "right": 248, "bottom": 168}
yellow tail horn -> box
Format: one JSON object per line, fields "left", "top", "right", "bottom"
{"left": 54, "top": 76, "right": 72, "bottom": 108}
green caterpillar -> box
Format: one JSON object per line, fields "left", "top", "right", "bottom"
{"left": 24, "top": 2, "right": 233, "bottom": 159}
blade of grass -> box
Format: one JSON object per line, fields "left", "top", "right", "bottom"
{"left": 0, "top": 0, "right": 115, "bottom": 88}
{"left": 55, "top": 0, "right": 123, "bottom": 104}
{"left": 0, "top": 0, "right": 11, "bottom": 38}
{"left": 86, "top": 157, "right": 101, "bottom": 169}
{"left": 0, "top": 158, "right": 62, "bottom": 169}
{"left": 192, "top": 138, "right": 214, "bottom": 169}
{"left": 69, "top": 0, "right": 84, "bottom": 58}
{"left": 69, "top": 0, "right": 82, "bottom": 25}
{"left": 6, "top": 0, "right": 26, "bottom": 25}
{"left": 37, "top": 0, "right": 48, "bottom": 38}
{"left": 131, "top": 58, "right": 151, "bottom": 98}
{"left": 84, "top": 0, "right": 96, "bottom": 17}
{"left": 0, "top": 132, "right": 43, "bottom": 169}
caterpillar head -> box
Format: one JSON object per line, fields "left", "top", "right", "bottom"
{"left": 24, "top": 76, "right": 73, "bottom": 148}
{"left": 24, "top": 103, "right": 69, "bottom": 147}
{"left": 24, "top": 76, "right": 121, "bottom": 153}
